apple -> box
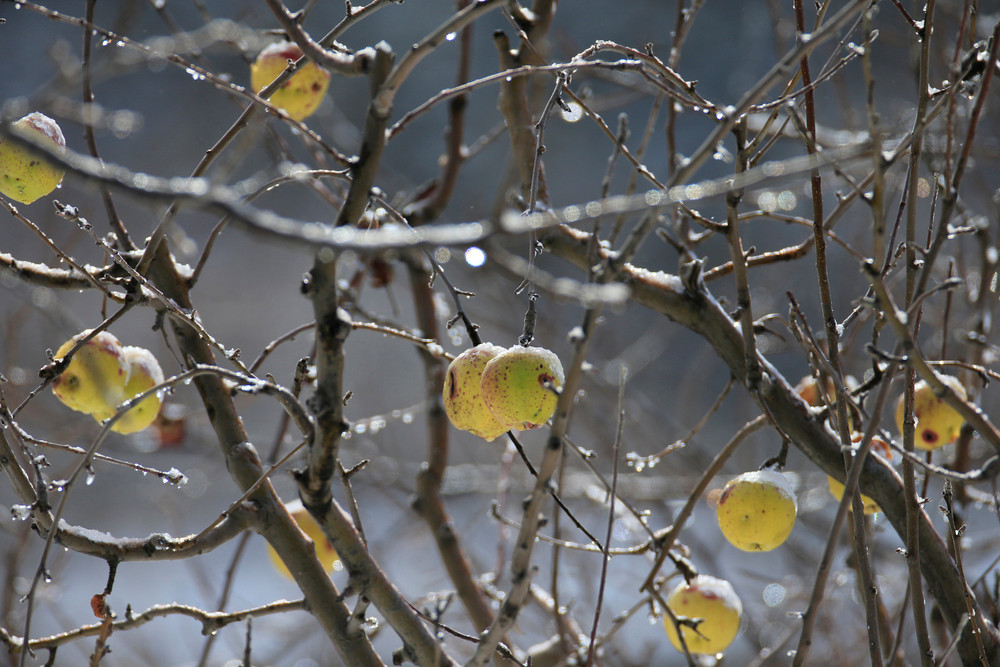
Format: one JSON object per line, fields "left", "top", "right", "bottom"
{"left": 894, "top": 375, "right": 967, "bottom": 451}
{"left": 716, "top": 469, "right": 797, "bottom": 552}
{"left": 663, "top": 574, "right": 742, "bottom": 655}
{"left": 795, "top": 373, "right": 857, "bottom": 431}
{"left": 794, "top": 375, "right": 834, "bottom": 407}
{"left": 826, "top": 435, "right": 892, "bottom": 515}
{"left": 0, "top": 112, "right": 66, "bottom": 204}
{"left": 480, "top": 346, "right": 564, "bottom": 431}
{"left": 52, "top": 332, "right": 165, "bottom": 434}
{"left": 267, "top": 498, "right": 340, "bottom": 578}
{"left": 52, "top": 331, "right": 129, "bottom": 418}
{"left": 109, "top": 346, "right": 164, "bottom": 434}
{"left": 250, "top": 41, "right": 331, "bottom": 122}
{"left": 443, "top": 343, "right": 511, "bottom": 441}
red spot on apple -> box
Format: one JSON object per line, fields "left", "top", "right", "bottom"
{"left": 271, "top": 46, "right": 303, "bottom": 62}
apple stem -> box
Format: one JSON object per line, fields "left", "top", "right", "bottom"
{"left": 518, "top": 291, "right": 537, "bottom": 346}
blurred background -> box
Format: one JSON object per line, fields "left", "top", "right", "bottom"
{"left": 1, "top": 0, "right": 999, "bottom": 665}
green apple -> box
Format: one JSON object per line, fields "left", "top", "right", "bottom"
{"left": 267, "top": 499, "right": 340, "bottom": 578}
{"left": 0, "top": 112, "right": 66, "bottom": 204}
{"left": 663, "top": 574, "right": 742, "bottom": 655}
{"left": 52, "top": 331, "right": 129, "bottom": 418}
{"left": 480, "top": 346, "right": 564, "bottom": 431}
{"left": 716, "top": 469, "right": 797, "bottom": 552}
{"left": 251, "top": 41, "right": 330, "bottom": 121}
{"left": 443, "top": 343, "right": 511, "bottom": 441}
{"left": 895, "top": 376, "right": 967, "bottom": 450}
{"left": 109, "top": 346, "right": 164, "bottom": 434}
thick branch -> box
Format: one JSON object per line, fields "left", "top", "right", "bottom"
{"left": 545, "top": 226, "right": 1000, "bottom": 665}
{"left": 142, "top": 246, "right": 383, "bottom": 666}
{"left": 406, "top": 257, "right": 496, "bottom": 632}
{"left": 0, "top": 251, "right": 109, "bottom": 290}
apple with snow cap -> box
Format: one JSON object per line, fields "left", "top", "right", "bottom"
{"left": 480, "top": 346, "right": 564, "bottom": 431}
{"left": 251, "top": 41, "right": 330, "bottom": 121}
{"left": 443, "top": 343, "right": 511, "bottom": 441}
{"left": 663, "top": 574, "right": 742, "bottom": 655}
{"left": 716, "top": 469, "right": 797, "bottom": 552}
{"left": 0, "top": 112, "right": 66, "bottom": 204}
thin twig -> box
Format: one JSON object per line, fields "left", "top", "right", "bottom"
{"left": 639, "top": 415, "right": 767, "bottom": 593}
{"left": 585, "top": 366, "right": 626, "bottom": 667}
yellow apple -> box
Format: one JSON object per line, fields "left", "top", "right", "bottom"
{"left": 663, "top": 574, "right": 742, "bottom": 655}
{"left": 52, "top": 331, "right": 129, "bottom": 418}
{"left": 250, "top": 41, "right": 330, "bottom": 121}
{"left": 52, "top": 332, "right": 166, "bottom": 435}
{"left": 480, "top": 346, "right": 564, "bottom": 431}
{"left": 443, "top": 343, "right": 511, "bottom": 441}
{"left": 716, "top": 469, "right": 797, "bottom": 552}
{"left": 895, "top": 376, "right": 967, "bottom": 451}
{"left": 267, "top": 498, "right": 340, "bottom": 578}
{"left": 109, "top": 346, "right": 164, "bottom": 434}
{"left": 827, "top": 435, "right": 892, "bottom": 515}
{"left": 0, "top": 112, "right": 66, "bottom": 204}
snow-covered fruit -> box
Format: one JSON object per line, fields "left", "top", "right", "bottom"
{"left": 827, "top": 436, "right": 892, "bottom": 515}
{"left": 0, "top": 112, "right": 66, "bottom": 204}
{"left": 443, "top": 344, "right": 565, "bottom": 440}
{"left": 480, "top": 346, "right": 564, "bottom": 431}
{"left": 112, "top": 346, "right": 165, "bottom": 434}
{"left": 443, "top": 343, "right": 511, "bottom": 441}
{"left": 52, "top": 331, "right": 164, "bottom": 434}
{"left": 250, "top": 41, "right": 330, "bottom": 121}
{"left": 267, "top": 499, "right": 340, "bottom": 579}
{"left": 663, "top": 575, "right": 742, "bottom": 655}
{"left": 895, "top": 376, "right": 967, "bottom": 451}
{"left": 52, "top": 331, "right": 129, "bottom": 418}
{"left": 716, "top": 469, "right": 797, "bottom": 552}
